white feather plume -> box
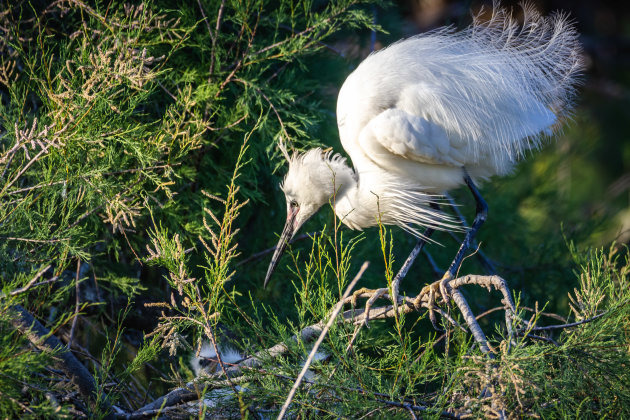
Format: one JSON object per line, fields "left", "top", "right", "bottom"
{"left": 339, "top": 2, "right": 584, "bottom": 175}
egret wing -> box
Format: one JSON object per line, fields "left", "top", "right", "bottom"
{"left": 355, "top": 80, "right": 557, "bottom": 173}
{"left": 359, "top": 108, "right": 467, "bottom": 167}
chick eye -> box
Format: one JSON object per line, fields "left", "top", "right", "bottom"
{"left": 290, "top": 200, "right": 298, "bottom": 208}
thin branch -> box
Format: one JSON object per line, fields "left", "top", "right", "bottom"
{"left": 1, "top": 236, "right": 69, "bottom": 243}
{"left": 232, "top": 78, "right": 291, "bottom": 146}
{"left": 278, "top": 261, "right": 369, "bottom": 419}
{"left": 248, "top": 3, "right": 354, "bottom": 58}
{"left": 3, "top": 264, "right": 51, "bottom": 297}
{"left": 528, "top": 311, "right": 610, "bottom": 331}
{"left": 209, "top": 0, "right": 225, "bottom": 77}
{"left": 520, "top": 333, "right": 560, "bottom": 347}
{"left": 5, "top": 163, "right": 176, "bottom": 196}
{"left": 69, "top": 259, "right": 81, "bottom": 347}
{"left": 7, "top": 276, "right": 60, "bottom": 296}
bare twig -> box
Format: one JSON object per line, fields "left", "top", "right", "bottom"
{"left": 209, "top": 0, "right": 225, "bottom": 77}
{"left": 529, "top": 311, "right": 610, "bottom": 331}
{"left": 69, "top": 259, "right": 81, "bottom": 347}
{"left": 1, "top": 236, "right": 69, "bottom": 243}
{"left": 278, "top": 261, "right": 369, "bottom": 419}
{"left": 3, "top": 264, "right": 51, "bottom": 297}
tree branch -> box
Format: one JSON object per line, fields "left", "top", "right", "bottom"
{"left": 9, "top": 304, "right": 115, "bottom": 419}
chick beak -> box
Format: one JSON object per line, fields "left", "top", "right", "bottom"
{"left": 264, "top": 205, "right": 299, "bottom": 288}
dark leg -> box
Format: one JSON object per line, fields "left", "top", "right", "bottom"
{"left": 447, "top": 174, "right": 488, "bottom": 277}
{"left": 439, "top": 174, "right": 488, "bottom": 300}
{"left": 391, "top": 227, "right": 435, "bottom": 296}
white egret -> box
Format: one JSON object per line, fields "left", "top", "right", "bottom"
{"left": 264, "top": 4, "right": 583, "bottom": 292}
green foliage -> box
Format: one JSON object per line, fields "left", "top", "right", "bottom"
{"left": 0, "top": 0, "right": 629, "bottom": 418}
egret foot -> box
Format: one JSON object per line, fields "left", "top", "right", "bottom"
{"left": 350, "top": 287, "right": 389, "bottom": 327}
{"left": 439, "top": 271, "right": 454, "bottom": 305}
{"left": 415, "top": 280, "right": 444, "bottom": 331}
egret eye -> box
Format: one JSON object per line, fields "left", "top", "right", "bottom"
{"left": 290, "top": 200, "right": 299, "bottom": 208}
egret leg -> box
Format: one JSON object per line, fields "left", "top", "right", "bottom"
{"left": 350, "top": 227, "right": 434, "bottom": 327}
{"left": 391, "top": 227, "right": 435, "bottom": 303}
{"left": 440, "top": 174, "right": 488, "bottom": 301}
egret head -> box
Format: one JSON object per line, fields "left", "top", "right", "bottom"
{"left": 264, "top": 148, "right": 355, "bottom": 287}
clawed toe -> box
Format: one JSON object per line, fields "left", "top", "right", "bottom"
{"left": 415, "top": 275, "right": 455, "bottom": 332}
{"left": 350, "top": 287, "right": 389, "bottom": 327}
{"left": 439, "top": 271, "right": 453, "bottom": 305}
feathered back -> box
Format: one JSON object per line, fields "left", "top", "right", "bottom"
{"left": 338, "top": 3, "right": 584, "bottom": 174}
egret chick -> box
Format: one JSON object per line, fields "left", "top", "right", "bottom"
{"left": 264, "top": 5, "right": 583, "bottom": 294}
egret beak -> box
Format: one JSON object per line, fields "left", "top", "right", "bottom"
{"left": 264, "top": 206, "right": 298, "bottom": 288}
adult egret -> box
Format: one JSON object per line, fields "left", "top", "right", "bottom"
{"left": 264, "top": 5, "right": 583, "bottom": 292}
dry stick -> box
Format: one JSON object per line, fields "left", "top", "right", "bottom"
{"left": 277, "top": 261, "right": 369, "bottom": 420}
{"left": 2, "top": 236, "right": 69, "bottom": 243}
{"left": 3, "top": 264, "right": 50, "bottom": 297}
{"left": 529, "top": 311, "right": 610, "bottom": 331}
{"left": 521, "top": 306, "right": 567, "bottom": 323}
{"left": 9, "top": 304, "right": 116, "bottom": 420}
{"left": 2, "top": 145, "right": 51, "bottom": 193}
{"left": 7, "top": 276, "right": 59, "bottom": 296}
{"left": 69, "top": 259, "right": 81, "bottom": 347}
{"left": 209, "top": 0, "right": 226, "bottom": 77}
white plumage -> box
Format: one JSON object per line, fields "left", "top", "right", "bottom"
{"left": 265, "top": 4, "right": 583, "bottom": 286}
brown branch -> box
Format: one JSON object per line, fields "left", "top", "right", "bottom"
{"left": 9, "top": 304, "right": 116, "bottom": 419}
{"left": 215, "top": 11, "right": 260, "bottom": 96}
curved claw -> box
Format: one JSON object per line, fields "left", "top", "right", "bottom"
{"left": 349, "top": 287, "right": 389, "bottom": 328}
{"left": 416, "top": 280, "right": 447, "bottom": 332}
{"left": 362, "top": 288, "right": 389, "bottom": 328}
{"left": 439, "top": 271, "right": 453, "bottom": 305}
{"left": 350, "top": 287, "right": 371, "bottom": 308}
{"left": 427, "top": 287, "right": 444, "bottom": 331}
